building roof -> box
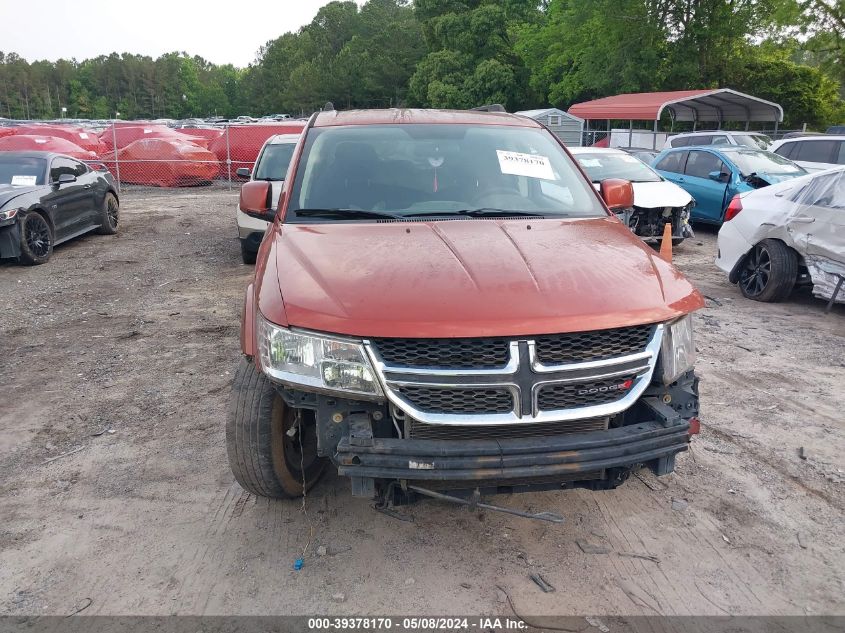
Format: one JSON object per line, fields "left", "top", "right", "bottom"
{"left": 568, "top": 89, "right": 783, "bottom": 123}
{"left": 515, "top": 108, "right": 583, "bottom": 122}
{"left": 314, "top": 109, "right": 541, "bottom": 128}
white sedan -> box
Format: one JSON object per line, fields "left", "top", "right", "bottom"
{"left": 569, "top": 147, "right": 694, "bottom": 244}
{"left": 716, "top": 166, "right": 845, "bottom": 304}
{"left": 236, "top": 133, "right": 300, "bottom": 264}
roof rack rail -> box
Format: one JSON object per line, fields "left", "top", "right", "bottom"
{"left": 471, "top": 104, "right": 507, "bottom": 113}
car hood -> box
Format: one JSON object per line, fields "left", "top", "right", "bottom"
{"left": 631, "top": 180, "right": 693, "bottom": 208}
{"left": 269, "top": 217, "right": 703, "bottom": 338}
{"left": 590, "top": 180, "right": 693, "bottom": 208}
{"left": 751, "top": 171, "right": 805, "bottom": 185}
{"left": 0, "top": 184, "right": 37, "bottom": 209}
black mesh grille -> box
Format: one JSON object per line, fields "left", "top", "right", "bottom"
{"left": 535, "top": 325, "right": 653, "bottom": 364}
{"left": 373, "top": 325, "right": 653, "bottom": 369}
{"left": 408, "top": 417, "right": 607, "bottom": 440}
{"left": 537, "top": 376, "right": 637, "bottom": 411}
{"left": 398, "top": 387, "right": 513, "bottom": 414}
{"left": 373, "top": 338, "right": 509, "bottom": 368}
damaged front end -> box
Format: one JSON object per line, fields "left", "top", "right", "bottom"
{"left": 269, "top": 320, "right": 700, "bottom": 499}
{"left": 617, "top": 202, "right": 695, "bottom": 242}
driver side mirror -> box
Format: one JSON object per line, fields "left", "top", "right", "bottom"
{"left": 236, "top": 167, "right": 251, "bottom": 179}
{"left": 600, "top": 178, "right": 634, "bottom": 210}
{"left": 55, "top": 173, "right": 77, "bottom": 186}
{"left": 239, "top": 180, "right": 276, "bottom": 222}
{"left": 709, "top": 170, "right": 730, "bottom": 183}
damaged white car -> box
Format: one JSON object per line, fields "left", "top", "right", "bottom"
{"left": 716, "top": 166, "right": 845, "bottom": 305}
{"left": 570, "top": 147, "right": 695, "bottom": 245}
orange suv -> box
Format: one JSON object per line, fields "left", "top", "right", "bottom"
{"left": 228, "top": 109, "right": 703, "bottom": 504}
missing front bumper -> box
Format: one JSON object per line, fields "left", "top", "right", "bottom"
{"left": 335, "top": 419, "right": 689, "bottom": 489}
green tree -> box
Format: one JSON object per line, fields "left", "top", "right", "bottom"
{"left": 408, "top": 0, "right": 539, "bottom": 110}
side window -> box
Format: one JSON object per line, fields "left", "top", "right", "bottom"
{"left": 836, "top": 142, "right": 845, "bottom": 165}
{"left": 670, "top": 136, "right": 689, "bottom": 148}
{"left": 50, "top": 157, "right": 79, "bottom": 182}
{"left": 684, "top": 151, "right": 725, "bottom": 179}
{"left": 775, "top": 142, "right": 796, "bottom": 159}
{"left": 72, "top": 160, "right": 88, "bottom": 177}
{"left": 655, "top": 151, "right": 686, "bottom": 173}
{"left": 794, "top": 171, "right": 845, "bottom": 209}
{"left": 687, "top": 135, "right": 712, "bottom": 146}
{"left": 710, "top": 135, "right": 730, "bottom": 145}
{"left": 795, "top": 140, "right": 837, "bottom": 163}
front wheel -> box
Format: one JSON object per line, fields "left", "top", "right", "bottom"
{"left": 738, "top": 239, "right": 797, "bottom": 302}
{"left": 240, "top": 240, "right": 257, "bottom": 265}
{"left": 19, "top": 212, "right": 53, "bottom": 265}
{"left": 227, "top": 358, "right": 325, "bottom": 498}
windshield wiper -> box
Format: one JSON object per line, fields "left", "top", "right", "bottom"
{"left": 294, "top": 208, "right": 403, "bottom": 220}
{"left": 405, "top": 208, "right": 547, "bottom": 218}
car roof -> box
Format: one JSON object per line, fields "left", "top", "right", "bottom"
{"left": 663, "top": 145, "right": 765, "bottom": 155}
{"left": 568, "top": 147, "right": 625, "bottom": 154}
{"left": 672, "top": 130, "right": 768, "bottom": 137}
{"left": 266, "top": 133, "right": 302, "bottom": 144}
{"left": 774, "top": 135, "right": 845, "bottom": 142}
{"left": 313, "top": 108, "right": 541, "bottom": 129}
{"left": 0, "top": 150, "right": 62, "bottom": 160}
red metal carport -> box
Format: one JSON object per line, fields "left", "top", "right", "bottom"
{"left": 568, "top": 88, "right": 784, "bottom": 148}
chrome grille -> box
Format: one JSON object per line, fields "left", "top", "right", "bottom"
{"left": 535, "top": 325, "right": 654, "bottom": 364}
{"left": 366, "top": 324, "right": 663, "bottom": 426}
{"left": 408, "top": 417, "right": 607, "bottom": 440}
{"left": 537, "top": 376, "right": 638, "bottom": 411}
{"left": 397, "top": 386, "right": 513, "bottom": 415}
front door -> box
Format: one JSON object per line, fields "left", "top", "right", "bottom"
{"left": 44, "top": 157, "right": 94, "bottom": 239}
{"left": 681, "top": 150, "right": 729, "bottom": 223}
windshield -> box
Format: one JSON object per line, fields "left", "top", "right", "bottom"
{"left": 0, "top": 158, "right": 46, "bottom": 186}
{"left": 573, "top": 152, "right": 661, "bottom": 183}
{"left": 731, "top": 134, "right": 773, "bottom": 150}
{"left": 286, "top": 124, "right": 604, "bottom": 220}
{"left": 254, "top": 142, "right": 296, "bottom": 181}
{"left": 728, "top": 150, "right": 806, "bottom": 176}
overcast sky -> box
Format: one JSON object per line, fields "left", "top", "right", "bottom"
{"left": 0, "top": 0, "right": 351, "bottom": 67}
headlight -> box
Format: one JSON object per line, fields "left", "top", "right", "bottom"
{"left": 257, "top": 313, "right": 382, "bottom": 397}
{"left": 0, "top": 208, "right": 20, "bottom": 224}
{"left": 660, "top": 315, "right": 696, "bottom": 384}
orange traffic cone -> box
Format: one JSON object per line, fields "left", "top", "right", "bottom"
{"left": 659, "top": 222, "right": 673, "bottom": 263}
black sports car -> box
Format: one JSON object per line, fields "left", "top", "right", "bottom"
{"left": 0, "top": 151, "right": 119, "bottom": 265}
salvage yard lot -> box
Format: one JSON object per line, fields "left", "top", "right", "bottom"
{"left": 1, "top": 189, "right": 843, "bottom": 617}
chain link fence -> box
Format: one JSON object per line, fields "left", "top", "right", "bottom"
{"left": 0, "top": 119, "right": 307, "bottom": 193}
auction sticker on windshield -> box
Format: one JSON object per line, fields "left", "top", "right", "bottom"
{"left": 496, "top": 150, "right": 555, "bottom": 180}
{"left": 11, "top": 175, "right": 37, "bottom": 186}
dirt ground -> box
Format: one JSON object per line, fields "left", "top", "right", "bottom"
{"left": 1, "top": 189, "right": 843, "bottom": 618}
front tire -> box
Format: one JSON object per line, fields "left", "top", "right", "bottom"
{"left": 96, "top": 192, "right": 119, "bottom": 235}
{"left": 240, "top": 240, "right": 257, "bottom": 265}
{"left": 227, "top": 358, "right": 325, "bottom": 498}
{"left": 738, "top": 239, "right": 797, "bottom": 302}
{"left": 19, "top": 213, "right": 53, "bottom": 265}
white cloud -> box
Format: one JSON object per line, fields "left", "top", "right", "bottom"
{"left": 0, "top": 0, "right": 350, "bottom": 67}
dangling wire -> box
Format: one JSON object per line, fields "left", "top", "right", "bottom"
{"left": 297, "top": 410, "right": 314, "bottom": 560}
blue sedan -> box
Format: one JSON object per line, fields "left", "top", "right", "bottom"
{"left": 651, "top": 146, "right": 806, "bottom": 224}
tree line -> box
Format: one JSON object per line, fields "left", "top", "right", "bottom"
{"left": 1, "top": 0, "right": 843, "bottom": 129}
